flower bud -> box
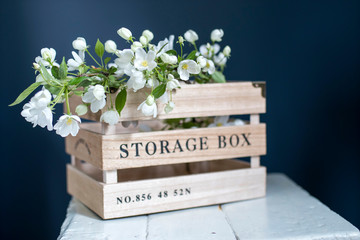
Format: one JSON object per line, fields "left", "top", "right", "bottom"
{"left": 197, "top": 56, "right": 207, "bottom": 68}
{"left": 105, "top": 40, "right": 117, "bottom": 53}
{"left": 210, "top": 29, "right": 224, "bottom": 42}
{"left": 139, "top": 36, "right": 149, "bottom": 46}
{"left": 164, "top": 101, "right": 175, "bottom": 114}
{"left": 93, "top": 85, "right": 105, "bottom": 100}
{"left": 131, "top": 41, "right": 143, "bottom": 52}
{"left": 117, "top": 27, "right": 132, "bottom": 41}
{"left": 41, "top": 49, "right": 52, "bottom": 61}
{"left": 146, "top": 95, "right": 155, "bottom": 106}
{"left": 72, "top": 37, "right": 87, "bottom": 51}
{"left": 160, "top": 53, "right": 177, "bottom": 64}
{"left": 223, "top": 46, "right": 231, "bottom": 57}
{"left": 178, "top": 36, "right": 184, "bottom": 45}
{"left": 184, "top": 30, "right": 198, "bottom": 44}
{"left": 142, "top": 30, "right": 154, "bottom": 42}
{"left": 33, "top": 63, "right": 40, "bottom": 70}
{"left": 75, "top": 104, "right": 88, "bottom": 116}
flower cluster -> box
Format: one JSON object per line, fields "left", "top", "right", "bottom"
{"left": 10, "top": 28, "right": 231, "bottom": 137}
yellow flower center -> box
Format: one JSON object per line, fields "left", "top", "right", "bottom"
{"left": 66, "top": 118, "right": 73, "bottom": 125}
{"left": 216, "top": 123, "right": 223, "bottom": 127}
{"left": 141, "top": 60, "right": 148, "bottom": 67}
{"left": 206, "top": 62, "right": 210, "bottom": 68}
{"left": 182, "top": 64, "right": 188, "bottom": 70}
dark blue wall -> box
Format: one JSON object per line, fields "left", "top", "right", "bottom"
{"left": 1, "top": 0, "right": 359, "bottom": 239}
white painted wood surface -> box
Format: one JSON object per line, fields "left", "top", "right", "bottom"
{"left": 58, "top": 173, "right": 360, "bottom": 240}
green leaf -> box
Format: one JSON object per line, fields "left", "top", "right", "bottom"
{"left": 157, "top": 72, "right": 165, "bottom": 82}
{"left": 68, "top": 76, "right": 87, "bottom": 85}
{"left": 9, "top": 82, "right": 41, "bottom": 106}
{"left": 47, "top": 85, "right": 62, "bottom": 95}
{"left": 186, "top": 50, "right": 197, "bottom": 60}
{"left": 77, "top": 79, "right": 92, "bottom": 88}
{"left": 104, "top": 57, "right": 111, "bottom": 66}
{"left": 51, "top": 66, "right": 60, "bottom": 79}
{"left": 59, "top": 57, "right": 68, "bottom": 79}
{"left": 115, "top": 88, "right": 127, "bottom": 115}
{"left": 39, "top": 62, "right": 53, "bottom": 82}
{"left": 152, "top": 84, "right": 166, "bottom": 99}
{"left": 108, "top": 66, "right": 117, "bottom": 74}
{"left": 95, "top": 39, "right": 104, "bottom": 58}
{"left": 166, "top": 50, "right": 177, "bottom": 56}
{"left": 211, "top": 71, "right": 226, "bottom": 83}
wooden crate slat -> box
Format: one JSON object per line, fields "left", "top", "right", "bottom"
{"left": 68, "top": 82, "right": 266, "bottom": 122}
{"left": 67, "top": 159, "right": 266, "bottom": 219}
{"left": 66, "top": 123, "right": 266, "bottom": 170}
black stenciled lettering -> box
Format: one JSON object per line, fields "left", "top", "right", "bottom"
{"left": 131, "top": 142, "right": 143, "bottom": 157}
{"left": 185, "top": 138, "right": 196, "bottom": 151}
{"left": 160, "top": 140, "right": 170, "bottom": 154}
{"left": 199, "top": 137, "right": 209, "bottom": 150}
{"left": 229, "top": 134, "right": 240, "bottom": 147}
{"left": 145, "top": 141, "right": 157, "bottom": 155}
{"left": 119, "top": 144, "right": 129, "bottom": 158}
{"left": 172, "top": 139, "right": 184, "bottom": 153}
{"left": 241, "top": 133, "right": 251, "bottom": 146}
{"left": 218, "top": 135, "right": 226, "bottom": 148}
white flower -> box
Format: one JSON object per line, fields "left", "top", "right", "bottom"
{"left": 137, "top": 95, "right": 157, "bottom": 117}
{"left": 21, "top": 88, "right": 53, "bottom": 130}
{"left": 54, "top": 114, "right": 81, "bottom": 137}
{"left": 127, "top": 70, "right": 146, "bottom": 92}
{"left": 223, "top": 46, "right": 231, "bottom": 57}
{"left": 199, "top": 43, "right": 220, "bottom": 58}
{"left": 202, "top": 59, "right": 216, "bottom": 74}
{"left": 67, "top": 51, "right": 84, "bottom": 71}
{"left": 208, "top": 116, "right": 230, "bottom": 128}
{"left": 75, "top": 104, "right": 88, "bottom": 116}
{"left": 35, "top": 48, "right": 58, "bottom": 67}
{"left": 140, "top": 36, "right": 149, "bottom": 46}
{"left": 134, "top": 48, "right": 157, "bottom": 71}
{"left": 82, "top": 85, "right": 106, "bottom": 113}
{"left": 233, "top": 119, "right": 245, "bottom": 126}
{"left": 114, "top": 49, "right": 134, "bottom": 76}
{"left": 196, "top": 56, "right": 207, "bottom": 68}
{"left": 131, "top": 41, "right": 143, "bottom": 52}
{"left": 177, "top": 60, "right": 201, "bottom": 80}
{"left": 211, "top": 29, "right": 224, "bottom": 42}
{"left": 164, "top": 101, "right": 175, "bottom": 114}
{"left": 155, "top": 35, "right": 174, "bottom": 56}
{"left": 117, "top": 27, "right": 132, "bottom": 41}
{"left": 105, "top": 40, "right": 117, "bottom": 53}
{"left": 142, "top": 30, "right": 154, "bottom": 42}
{"left": 166, "top": 74, "right": 180, "bottom": 90}
{"left": 33, "top": 63, "right": 40, "bottom": 70}
{"left": 184, "top": 30, "right": 198, "bottom": 44}
{"left": 214, "top": 52, "right": 227, "bottom": 66}
{"left": 72, "top": 37, "right": 87, "bottom": 51}
{"left": 160, "top": 53, "right": 177, "bottom": 64}
{"left": 100, "top": 110, "right": 120, "bottom": 125}
{"left": 146, "top": 77, "right": 159, "bottom": 89}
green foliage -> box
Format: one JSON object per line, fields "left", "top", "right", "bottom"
{"left": 211, "top": 71, "right": 226, "bottom": 83}
{"left": 166, "top": 50, "right": 177, "bottom": 56}
{"left": 152, "top": 84, "right": 166, "bottom": 99}
{"left": 95, "top": 39, "right": 104, "bottom": 59}
{"left": 8, "top": 82, "right": 41, "bottom": 106}
{"left": 59, "top": 57, "right": 68, "bottom": 80}
{"left": 51, "top": 66, "right": 60, "bottom": 79}
{"left": 104, "top": 57, "right": 111, "bottom": 66}
{"left": 115, "top": 88, "right": 127, "bottom": 115}
{"left": 186, "top": 50, "right": 197, "bottom": 60}
{"left": 68, "top": 76, "right": 88, "bottom": 85}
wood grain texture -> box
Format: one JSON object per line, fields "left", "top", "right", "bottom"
{"left": 66, "top": 160, "right": 266, "bottom": 219}
{"left": 66, "top": 123, "right": 266, "bottom": 170}
{"left": 67, "top": 164, "right": 105, "bottom": 218}
{"left": 68, "top": 82, "right": 266, "bottom": 122}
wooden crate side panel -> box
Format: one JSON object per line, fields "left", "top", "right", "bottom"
{"left": 66, "top": 164, "right": 105, "bottom": 218}
{"left": 65, "top": 129, "right": 103, "bottom": 169}
{"left": 69, "top": 82, "right": 266, "bottom": 122}
{"left": 101, "top": 123, "right": 266, "bottom": 170}
{"left": 102, "top": 166, "right": 266, "bottom": 219}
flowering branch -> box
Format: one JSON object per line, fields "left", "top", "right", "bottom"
{"left": 9, "top": 28, "right": 231, "bottom": 137}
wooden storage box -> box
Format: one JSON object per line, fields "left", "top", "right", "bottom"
{"left": 65, "top": 81, "right": 267, "bottom": 219}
